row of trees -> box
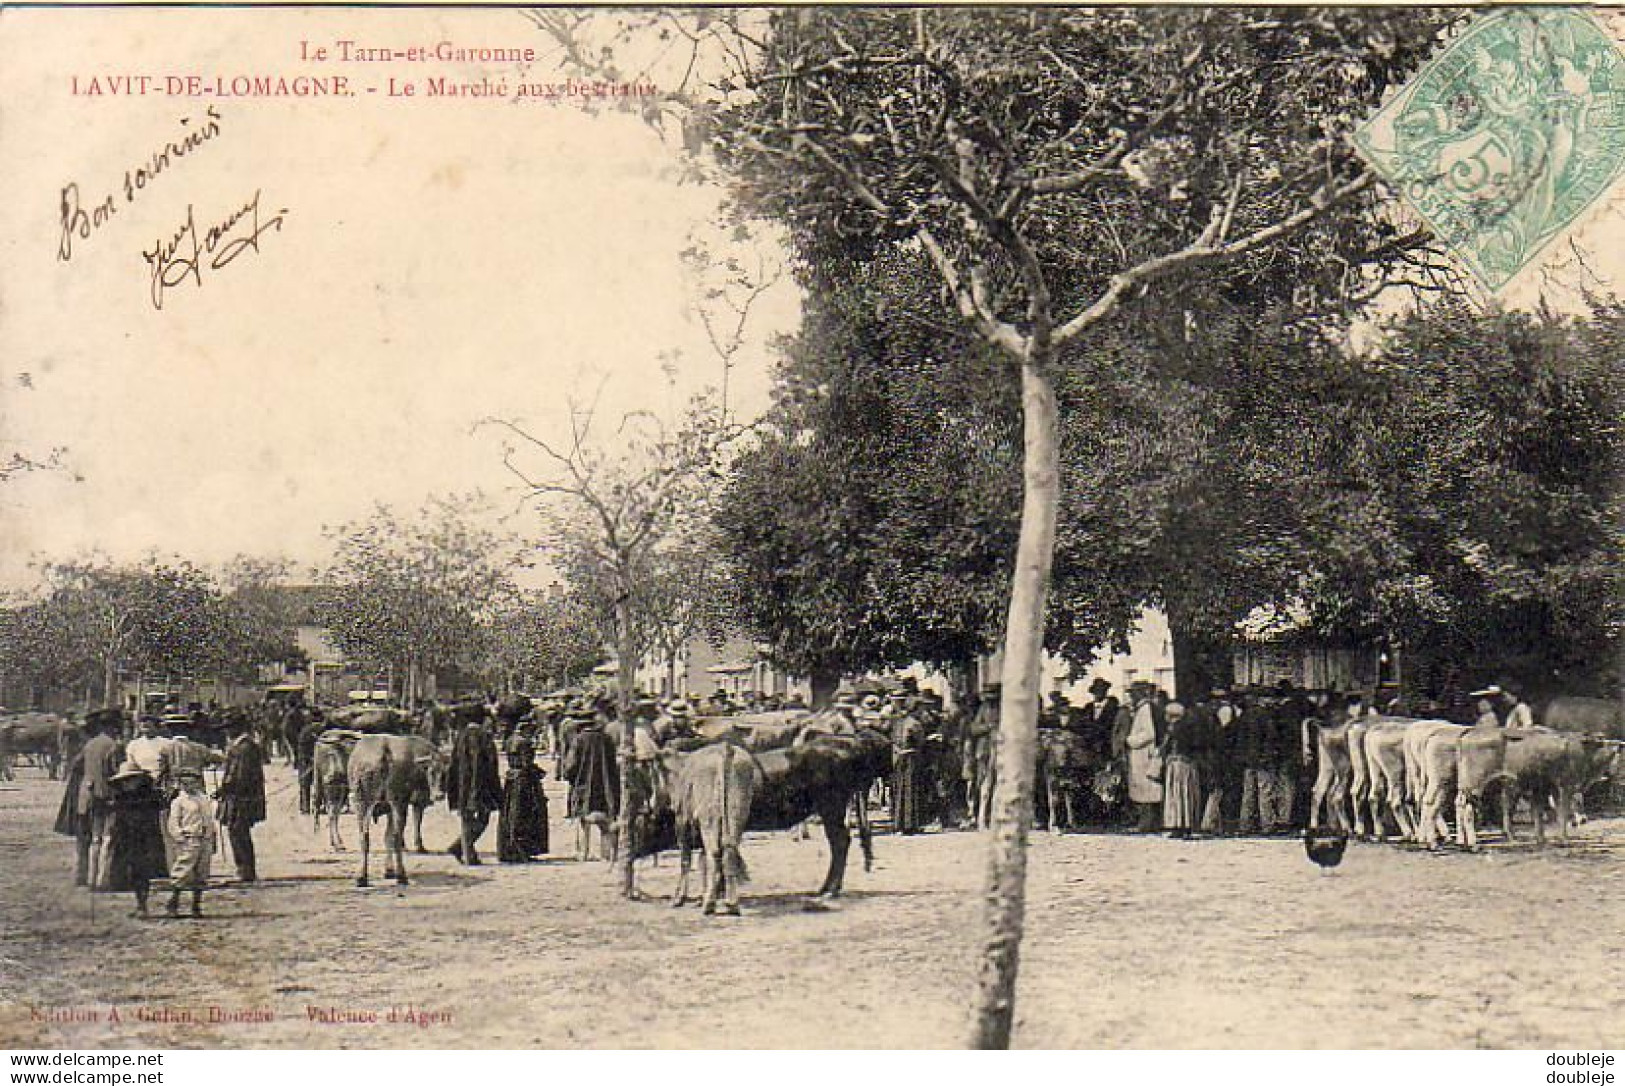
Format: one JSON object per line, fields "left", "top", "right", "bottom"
{"left": 0, "top": 556, "right": 305, "bottom": 709}
{"left": 0, "top": 499, "right": 603, "bottom": 710}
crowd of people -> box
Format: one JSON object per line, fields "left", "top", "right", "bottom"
{"left": 45, "top": 676, "right": 1544, "bottom": 916}
{"left": 1024, "top": 677, "right": 1541, "bottom": 840}
{"left": 54, "top": 707, "right": 265, "bottom": 918}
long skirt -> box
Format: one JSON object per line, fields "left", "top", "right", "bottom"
{"left": 1163, "top": 755, "right": 1202, "bottom": 832}
{"left": 106, "top": 801, "right": 169, "bottom": 892}
{"left": 891, "top": 752, "right": 921, "bottom": 834}
{"left": 169, "top": 836, "right": 213, "bottom": 889}
{"left": 54, "top": 759, "right": 85, "bottom": 837}
{"left": 498, "top": 769, "right": 550, "bottom": 861}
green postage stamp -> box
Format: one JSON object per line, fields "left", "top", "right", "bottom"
{"left": 1354, "top": 8, "right": 1625, "bottom": 293}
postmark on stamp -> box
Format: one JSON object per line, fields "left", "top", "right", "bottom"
{"left": 1353, "top": 8, "right": 1625, "bottom": 293}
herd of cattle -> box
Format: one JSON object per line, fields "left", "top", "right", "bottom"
{"left": 261, "top": 700, "right": 895, "bottom": 907}
{"left": 1302, "top": 696, "right": 1625, "bottom": 850}
{"left": 4, "top": 692, "right": 1623, "bottom": 917}
{"left": 0, "top": 711, "right": 80, "bottom": 780}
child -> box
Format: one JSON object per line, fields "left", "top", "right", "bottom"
{"left": 105, "top": 765, "right": 169, "bottom": 917}
{"left": 166, "top": 769, "right": 217, "bottom": 918}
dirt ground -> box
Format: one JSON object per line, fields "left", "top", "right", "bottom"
{"left": 1, "top": 761, "right": 1621, "bottom": 1049}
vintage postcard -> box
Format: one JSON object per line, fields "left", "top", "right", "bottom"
{"left": 2, "top": 4, "right": 1623, "bottom": 1058}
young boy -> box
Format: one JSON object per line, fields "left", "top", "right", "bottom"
{"left": 166, "top": 769, "right": 217, "bottom": 918}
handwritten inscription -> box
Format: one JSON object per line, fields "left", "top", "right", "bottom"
{"left": 141, "top": 190, "right": 288, "bottom": 310}
{"left": 57, "top": 107, "right": 223, "bottom": 263}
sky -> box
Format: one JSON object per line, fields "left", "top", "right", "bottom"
{"left": 0, "top": 7, "right": 800, "bottom": 591}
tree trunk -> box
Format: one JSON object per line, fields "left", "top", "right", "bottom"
{"left": 103, "top": 656, "right": 118, "bottom": 711}
{"left": 969, "top": 358, "right": 1060, "bottom": 1049}
{"left": 613, "top": 585, "right": 637, "bottom": 899}
{"left": 1166, "top": 614, "right": 1222, "bottom": 704}
{"left": 809, "top": 667, "right": 841, "bottom": 711}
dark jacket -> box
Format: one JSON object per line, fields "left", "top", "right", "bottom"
{"left": 562, "top": 724, "right": 619, "bottom": 818}
{"left": 447, "top": 723, "right": 504, "bottom": 816}
{"left": 1164, "top": 706, "right": 1216, "bottom": 761}
{"left": 54, "top": 750, "right": 86, "bottom": 836}
{"left": 105, "top": 773, "right": 169, "bottom": 890}
{"left": 77, "top": 734, "right": 123, "bottom": 815}
{"left": 1234, "top": 697, "right": 1277, "bottom": 767}
{"left": 218, "top": 735, "right": 267, "bottom": 825}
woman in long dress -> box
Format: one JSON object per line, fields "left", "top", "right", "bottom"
{"left": 498, "top": 731, "right": 550, "bottom": 862}
{"left": 165, "top": 769, "right": 216, "bottom": 918}
{"left": 1160, "top": 703, "right": 1203, "bottom": 840}
{"left": 104, "top": 766, "right": 169, "bottom": 917}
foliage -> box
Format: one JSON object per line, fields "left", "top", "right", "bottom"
{"left": 320, "top": 495, "right": 522, "bottom": 701}
{"left": 211, "top": 556, "right": 306, "bottom": 683}
{"left": 716, "top": 250, "right": 1018, "bottom": 685}
{"left": 1296, "top": 300, "right": 1625, "bottom": 695}
{"left": 484, "top": 587, "right": 606, "bottom": 692}
{"left": 1, "top": 557, "right": 229, "bottom": 702}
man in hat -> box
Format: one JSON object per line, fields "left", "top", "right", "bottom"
{"left": 446, "top": 706, "right": 503, "bottom": 865}
{"left": 1201, "top": 687, "right": 1242, "bottom": 834}
{"left": 964, "top": 683, "right": 1000, "bottom": 829}
{"left": 561, "top": 706, "right": 618, "bottom": 861}
{"left": 885, "top": 690, "right": 926, "bottom": 834}
{"left": 1237, "top": 683, "right": 1290, "bottom": 833}
{"left": 1040, "top": 690, "right": 1070, "bottom": 730}
{"left": 216, "top": 711, "right": 266, "bottom": 884}
{"left": 1494, "top": 684, "right": 1534, "bottom": 730}
{"left": 654, "top": 698, "right": 696, "bottom": 744}
{"left": 1123, "top": 683, "right": 1166, "bottom": 831}
{"left": 78, "top": 709, "right": 124, "bottom": 889}
{"left": 295, "top": 708, "right": 326, "bottom": 815}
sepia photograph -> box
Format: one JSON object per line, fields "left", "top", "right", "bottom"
{"left": 2, "top": 3, "right": 1623, "bottom": 1059}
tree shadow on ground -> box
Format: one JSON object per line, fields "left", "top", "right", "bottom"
{"left": 735, "top": 888, "right": 953, "bottom": 919}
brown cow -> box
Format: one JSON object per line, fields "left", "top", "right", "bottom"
{"left": 657, "top": 741, "right": 762, "bottom": 916}
{"left": 1501, "top": 728, "right": 1621, "bottom": 845}
{"left": 634, "top": 727, "right": 891, "bottom": 901}
{"left": 0, "top": 713, "right": 79, "bottom": 780}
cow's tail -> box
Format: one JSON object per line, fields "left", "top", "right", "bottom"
{"left": 718, "top": 743, "right": 749, "bottom": 884}
{"left": 369, "top": 743, "right": 394, "bottom": 822}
